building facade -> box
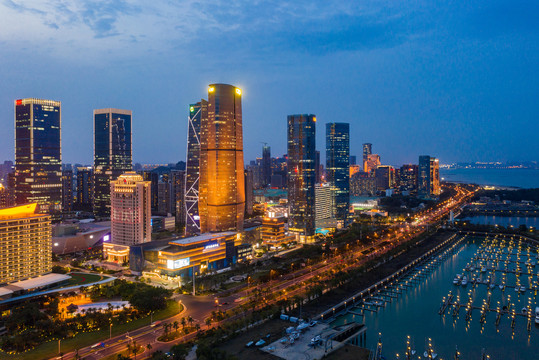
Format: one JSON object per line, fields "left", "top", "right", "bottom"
{"left": 375, "top": 165, "right": 395, "bottom": 191}
{"left": 93, "top": 108, "right": 132, "bottom": 218}
{"left": 315, "top": 183, "right": 336, "bottom": 228}
{"left": 287, "top": 114, "right": 316, "bottom": 242}
{"left": 399, "top": 164, "right": 418, "bottom": 193}
{"left": 110, "top": 172, "right": 151, "bottom": 246}
{"left": 75, "top": 166, "right": 94, "bottom": 209}
{"left": 14, "top": 98, "right": 62, "bottom": 214}
{"left": 62, "top": 169, "right": 73, "bottom": 212}
{"left": 185, "top": 101, "right": 206, "bottom": 235}
{"left": 326, "top": 122, "right": 350, "bottom": 222}
{"left": 199, "top": 84, "right": 245, "bottom": 233}
{"left": 0, "top": 204, "right": 51, "bottom": 284}
{"left": 262, "top": 144, "right": 271, "bottom": 187}
{"left": 418, "top": 156, "right": 441, "bottom": 197}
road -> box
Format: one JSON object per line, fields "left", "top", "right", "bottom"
{"left": 55, "top": 183, "right": 477, "bottom": 360}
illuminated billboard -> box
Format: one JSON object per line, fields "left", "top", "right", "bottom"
{"left": 166, "top": 257, "right": 190, "bottom": 270}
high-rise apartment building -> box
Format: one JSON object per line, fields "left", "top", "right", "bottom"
{"left": 110, "top": 172, "right": 151, "bottom": 245}
{"left": 93, "top": 108, "right": 132, "bottom": 218}
{"left": 199, "top": 84, "right": 245, "bottom": 233}
{"left": 400, "top": 164, "right": 418, "bottom": 193}
{"left": 287, "top": 114, "right": 316, "bottom": 242}
{"left": 171, "top": 170, "right": 185, "bottom": 227}
{"left": 76, "top": 166, "right": 94, "bottom": 209}
{"left": 350, "top": 172, "right": 376, "bottom": 196}
{"left": 315, "top": 183, "right": 335, "bottom": 228}
{"left": 0, "top": 204, "right": 51, "bottom": 284}
{"left": 185, "top": 101, "right": 206, "bottom": 235}
{"left": 245, "top": 168, "right": 254, "bottom": 216}
{"left": 262, "top": 144, "right": 271, "bottom": 187}
{"left": 14, "top": 98, "right": 62, "bottom": 214}
{"left": 326, "top": 123, "right": 350, "bottom": 222}
{"left": 419, "top": 156, "right": 441, "bottom": 197}
{"left": 62, "top": 169, "right": 73, "bottom": 212}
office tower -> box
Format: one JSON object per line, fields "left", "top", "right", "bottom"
{"left": 375, "top": 165, "right": 395, "bottom": 191}
{"left": 261, "top": 216, "right": 287, "bottom": 244}
{"left": 62, "top": 169, "right": 73, "bottom": 212}
{"left": 287, "top": 114, "right": 316, "bottom": 242}
{"left": 400, "top": 164, "right": 418, "bottom": 193}
{"left": 326, "top": 123, "right": 350, "bottom": 222}
{"left": 0, "top": 161, "right": 14, "bottom": 185}
{"left": 364, "top": 154, "right": 381, "bottom": 173}
{"left": 76, "top": 166, "right": 94, "bottom": 209}
{"left": 350, "top": 172, "right": 376, "bottom": 196}
{"left": 110, "top": 172, "right": 151, "bottom": 245}
{"left": 0, "top": 204, "right": 51, "bottom": 284}
{"left": 93, "top": 108, "right": 132, "bottom": 218}
{"left": 315, "top": 183, "right": 335, "bottom": 228}
{"left": 349, "top": 165, "right": 361, "bottom": 177}
{"left": 362, "top": 143, "right": 372, "bottom": 159}
{"left": 171, "top": 170, "right": 185, "bottom": 227}
{"left": 315, "top": 150, "right": 320, "bottom": 183}
{"left": 245, "top": 168, "right": 254, "bottom": 216}
{"left": 14, "top": 98, "right": 62, "bottom": 214}
{"left": 270, "top": 174, "right": 283, "bottom": 188}
{"left": 262, "top": 144, "right": 271, "bottom": 187}
{"left": 350, "top": 156, "right": 357, "bottom": 166}
{"left": 418, "top": 156, "right": 441, "bottom": 197}
{"left": 199, "top": 84, "right": 245, "bottom": 233}
{"left": 185, "top": 101, "right": 206, "bottom": 235}
{"left": 0, "top": 184, "right": 8, "bottom": 208}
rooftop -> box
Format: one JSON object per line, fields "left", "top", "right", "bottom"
{"left": 3, "top": 273, "right": 71, "bottom": 291}
{"left": 0, "top": 203, "right": 46, "bottom": 220}
{"left": 170, "top": 231, "right": 237, "bottom": 246}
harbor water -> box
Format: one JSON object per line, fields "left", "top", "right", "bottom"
{"left": 461, "top": 215, "right": 538, "bottom": 229}
{"left": 331, "top": 235, "right": 539, "bottom": 359}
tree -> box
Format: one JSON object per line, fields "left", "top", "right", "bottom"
{"left": 147, "top": 343, "right": 152, "bottom": 352}
{"left": 173, "top": 320, "right": 179, "bottom": 333}
{"left": 187, "top": 316, "right": 193, "bottom": 327}
{"left": 205, "top": 317, "right": 212, "bottom": 329}
{"left": 180, "top": 317, "right": 186, "bottom": 329}
{"left": 169, "top": 343, "right": 189, "bottom": 360}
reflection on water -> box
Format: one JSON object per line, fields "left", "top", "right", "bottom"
{"left": 331, "top": 235, "right": 539, "bottom": 360}
{"left": 462, "top": 215, "right": 538, "bottom": 228}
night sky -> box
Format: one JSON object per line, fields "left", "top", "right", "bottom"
{"left": 1, "top": 1, "right": 537, "bottom": 165}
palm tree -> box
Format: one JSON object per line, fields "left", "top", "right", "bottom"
{"left": 205, "top": 317, "right": 212, "bottom": 329}
{"left": 146, "top": 343, "right": 152, "bottom": 353}
{"left": 173, "top": 320, "right": 179, "bottom": 333}
{"left": 195, "top": 323, "right": 201, "bottom": 332}
{"left": 187, "top": 316, "right": 193, "bottom": 327}
{"left": 180, "top": 317, "right": 186, "bottom": 329}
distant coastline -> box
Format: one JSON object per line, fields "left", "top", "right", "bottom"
{"left": 440, "top": 168, "right": 539, "bottom": 189}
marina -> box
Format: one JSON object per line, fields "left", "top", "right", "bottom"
{"left": 326, "top": 233, "right": 539, "bottom": 359}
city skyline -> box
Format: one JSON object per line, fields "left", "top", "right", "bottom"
{"left": 1, "top": 1, "right": 538, "bottom": 165}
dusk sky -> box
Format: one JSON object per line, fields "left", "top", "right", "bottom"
{"left": 1, "top": 0, "right": 537, "bottom": 166}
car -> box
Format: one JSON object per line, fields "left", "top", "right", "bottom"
{"left": 222, "top": 302, "right": 229, "bottom": 305}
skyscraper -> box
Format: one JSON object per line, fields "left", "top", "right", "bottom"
{"left": 287, "top": 114, "right": 316, "bottom": 242}
{"left": 93, "top": 108, "right": 132, "bottom": 218}
{"left": 375, "top": 165, "right": 395, "bottom": 191}
{"left": 262, "top": 144, "right": 271, "bottom": 187}
{"left": 199, "top": 84, "right": 245, "bottom": 233}
{"left": 14, "top": 98, "right": 62, "bottom": 214}
{"left": 400, "top": 164, "right": 418, "bottom": 193}
{"left": 185, "top": 101, "right": 206, "bottom": 235}
{"left": 62, "top": 169, "right": 73, "bottom": 212}
{"left": 326, "top": 122, "right": 350, "bottom": 222}
{"left": 363, "top": 143, "right": 372, "bottom": 159}
{"left": 75, "top": 166, "right": 93, "bottom": 209}
{"left": 171, "top": 170, "right": 185, "bottom": 227}
{"left": 245, "top": 168, "right": 254, "bottom": 216}
{"left": 418, "top": 156, "right": 441, "bottom": 197}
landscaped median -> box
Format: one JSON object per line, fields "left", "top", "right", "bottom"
{"left": 0, "top": 300, "right": 182, "bottom": 360}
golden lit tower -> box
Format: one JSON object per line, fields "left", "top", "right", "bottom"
{"left": 199, "top": 84, "right": 245, "bottom": 233}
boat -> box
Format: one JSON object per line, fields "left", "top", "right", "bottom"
{"left": 461, "top": 276, "right": 468, "bottom": 286}
{"left": 520, "top": 286, "right": 526, "bottom": 292}
{"left": 481, "top": 266, "right": 486, "bottom": 273}
{"left": 309, "top": 320, "right": 317, "bottom": 327}
{"left": 296, "top": 322, "right": 309, "bottom": 331}
{"left": 246, "top": 341, "right": 254, "bottom": 348}
{"left": 423, "top": 339, "right": 438, "bottom": 359}
{"left": 535, "top": 307, "right": 539, "bottom": 325}
{"left": 499, "top": 284, "right": 504, "bottom": 290}
{"left": 522, "top": 307, "right": 527, "bottom": 314}
{"left": 255, "top": 339, "right": 266, "bottom": 347}
{"left": 453, "top": 274, "right": 461, "bottom": 286}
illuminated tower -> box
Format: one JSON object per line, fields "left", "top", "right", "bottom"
{"left": 418, "top": 155, "right": 441, "bottom": 197}
{"left": 93, "top": 108, "right": 132, "bottom": 218}
{"left": 326, "top": 122, "right": 350, "bottom": 222}
{"left": 262, "top": 144, "right": 271, "bottom": 186}
{"left": 199, "top": 84, "right": 245, "bottom": 233}
{"left": 14, "top": 98, "right": 62, "bottom": 214}
{"left": 287, "top": 114, "right": 316, "bottom": 242}
{"left": 185, "top": 101, "right": 207, "bottom": 235}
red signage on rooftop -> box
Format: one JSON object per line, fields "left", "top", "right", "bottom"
{"left": 15, "top": 99, "right": 22, "bottom": 105}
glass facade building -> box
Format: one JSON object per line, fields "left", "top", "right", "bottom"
{"left": 93, "top": 108, "right": 132, "bottom": 217}
{"left": 326, "top": 122, "right": 350, "bottom": 222}
{"left": 14, "top": 98, "right": 62, "bottom": 214}
{"left": 185, "top": 101, "right": 206, "bottom": 235}
{"left": 418, "top": 155, "right": 441, "bottom": 198}
{"left": 262, "top": 144, "right": 271, "bottom": 187}
{"left": 287, "top": 114, "right": 316, "bottom": 242}
{"left": 199, "top": 84, "right": 245, "bottom": 233}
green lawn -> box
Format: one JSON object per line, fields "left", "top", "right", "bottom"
{"left": 0, "top": 301, "right": 182, "bottom": 360}
{"left": 64, "top": 272, "right": 106, "bottom": 287}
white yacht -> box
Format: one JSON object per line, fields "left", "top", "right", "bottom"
{"left": 535, "top": 307, "right": 539, "bottom": 325}
{"left": 461, "top": 276, "right": 468, "bottom": 286}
